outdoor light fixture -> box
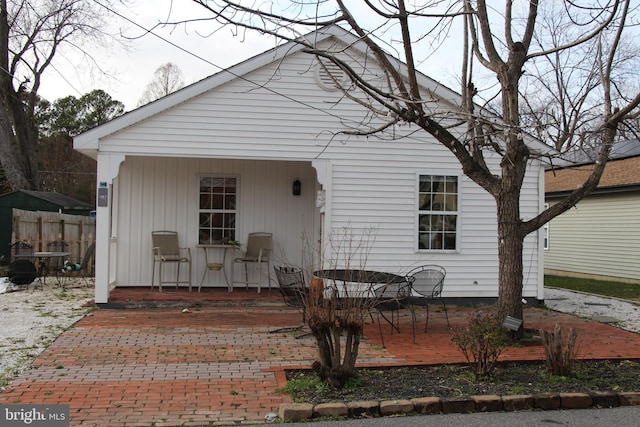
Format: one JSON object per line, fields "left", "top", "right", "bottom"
{"left": 292, "top": 179, "right": 301, "bottom": 196}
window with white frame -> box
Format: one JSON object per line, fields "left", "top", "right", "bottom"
{"left": 199, "top": 176, "right": 237, "bottom": 244}
{"left": 418, "top": 174, "right": 458, "bottom": 250}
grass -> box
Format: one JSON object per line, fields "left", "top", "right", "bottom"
{"left": 545, "top": 275, "right": 640, "bottom": 301}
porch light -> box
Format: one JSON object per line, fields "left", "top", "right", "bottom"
{"left": 293, "top": 179, "right": 301, "bottom": 196}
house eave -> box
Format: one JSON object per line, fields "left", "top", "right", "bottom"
{"left": 546, "top": 183, "right": 640, "bottom": 199}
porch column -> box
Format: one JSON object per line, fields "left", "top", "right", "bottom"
{"left": 94, "top": 153, "right": 124, "bottom": 304}
{"left": 311, "top": 160, "right": 332, "bottom": 268}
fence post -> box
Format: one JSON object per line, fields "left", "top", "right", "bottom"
{"left": 37, "top": 216, "right": 44, "bottom": 251}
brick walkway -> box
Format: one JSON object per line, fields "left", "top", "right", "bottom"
{"left": 2, "top": 289, "right": 640, "bottom": 426}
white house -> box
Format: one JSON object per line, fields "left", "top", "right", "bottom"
{"left": 74, "top": 26, "right": 547, "bottom": 305}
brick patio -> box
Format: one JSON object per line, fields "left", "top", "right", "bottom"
{"left": 2, "top": 287, "right": 640, "bottom": 426}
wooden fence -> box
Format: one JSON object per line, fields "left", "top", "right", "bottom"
{"left": 11, "top": 208, "right": 96, "bottom": 262}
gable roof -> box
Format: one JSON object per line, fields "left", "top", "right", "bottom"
{"left": 74, "top": 25, "right": 553, "bottom": 158}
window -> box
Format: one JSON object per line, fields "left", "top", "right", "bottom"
{"left": 199, "top": 176, "right": 237, "bottom": 244}
{"left": 418, "top": 175, "right": 458, "bottom": 250}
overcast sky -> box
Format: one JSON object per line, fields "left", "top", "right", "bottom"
{"left": 37, "top": 0, "right": 464, "bottom": 111}
{"left": 37, "top": 1, "right": 275, "bottom": 110}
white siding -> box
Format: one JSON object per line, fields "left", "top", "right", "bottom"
{"left": 114, "top": 157, "right": 319, "bottom": 287}
{"left": 90, "top": 36, "right": 544, "bottom": 299}
{"left": 545, "top": 193, "right": 640, "bottom": 282}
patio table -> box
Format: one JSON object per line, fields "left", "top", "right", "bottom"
{"left": 312, "top": 269, "right": 408, "bottom": 301}
{"left": 197, "top": 244, "right": 238, "bottom": 292}
{"left": 14, "top": 251, "right": 72, "bottom": 288}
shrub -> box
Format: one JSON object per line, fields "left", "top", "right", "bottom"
{"left": 539, "top": 323, "right": 579, "bottom": 376}
{"left": 451, "top": 307, "right": 507, "bottom": 379}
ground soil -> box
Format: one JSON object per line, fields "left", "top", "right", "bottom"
{"left": 284, "top": 359, "right": 640, "bottom": 404}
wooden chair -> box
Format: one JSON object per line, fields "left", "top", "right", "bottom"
{"left": 151, "top": 231, "right": 192, "bottom": 292}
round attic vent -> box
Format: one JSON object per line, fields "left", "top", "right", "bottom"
{"left": 315, "top": 60, "right": 347, "bottom": 91}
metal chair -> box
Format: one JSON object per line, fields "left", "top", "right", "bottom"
{"left": 151, "top": 231, "right": 192, "bottom": 292}
{"left": 9, "top": 241, "right": 34, "bottom": 262}
{"left": 372, "top": 279, "right": 413, "bottom": 347}
{"left": 271, "top": 265, "right": 310, "bottom": 337}
{"left": 233, "top": 232, "right": 272, "bottom": 292}
{"left": 407, "top": 265, "right": 450, "bottom": 339}
{"left": 61, "top": 243, "right": 95, "bottom": 288}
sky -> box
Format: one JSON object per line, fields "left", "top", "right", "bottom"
{"left": 37, "top": 0, "right": 279, "bottom": 111}
{"left": 36, "top": 0, "right": 466, "bottom": 112}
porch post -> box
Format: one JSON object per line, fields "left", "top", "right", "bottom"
{"left": 94, "top": 153, "right": 124, "bottom": 304}
{"left": 312, "top": 160, "right": 332, "bottom": 269}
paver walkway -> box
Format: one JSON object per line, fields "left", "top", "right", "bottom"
{"left": 2, "top": 290, "right": 640, "bottom": 426}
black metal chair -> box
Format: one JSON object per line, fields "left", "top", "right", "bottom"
{"left": 46, "top": 239, "right": 69, "bottom": 271}
{"left": 372, "top": 279, "right": 413, "bottom": 347}
{"left": 407, "top": 265, "right": 450, "bottom": 340}
{"left": 9, "top": 241, "right": 34, "bottom": 262}
{"left": 61, "top": 243, "right": 95, "bottom": 288}
{"left": 271, "top": 266, "right": 310, "bottom": 337}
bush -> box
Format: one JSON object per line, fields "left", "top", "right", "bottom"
{"left": 539, "top": 323, "right": 579, "bottom": 376}
{"left": 451, "top": 307, "right": 507, "bottom": 379}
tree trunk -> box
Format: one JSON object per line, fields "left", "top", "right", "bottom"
{"left": 0, "top": 0, "right": 39, "bottom": 190}
{"left": 494, "top": 42, "right": 529, "bottom": 332}
{"left": 496, "top": 189, "right": 525, "bottom": 324}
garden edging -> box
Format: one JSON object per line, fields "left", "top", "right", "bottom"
{"left": 278, "top": 390, "right": 640, "bottom": 422}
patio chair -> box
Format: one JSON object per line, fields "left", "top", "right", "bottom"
{"left": 233, "top": 232, "right": 272, "bottom": 293}
{"left": 151, "top": 231, "right": 192, "bottom": 292}
{"left": 406, "top": 265, "right": 450, "bottom": 340}
{"left": 9, "top": 241, "right": 34, "bottom": 262}
{"left": 271, "top": 265, "right": 310, "bottom": 337}
{"left": 372, "top": 279, "right": 413, "bottom": 347}
{"left": 60, "top": 243, "right": 95, "bottom": 288}
{"left": 46, "top": 239, "right": 69, "bottom": 271}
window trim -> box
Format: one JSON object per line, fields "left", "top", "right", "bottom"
{"left": 198, "top": 174, "right": 239, "bottom": 245}
{"left": 415, "top": 172, "right": 461, "bottom": 253}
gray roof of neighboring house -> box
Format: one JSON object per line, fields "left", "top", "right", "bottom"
{"left": 552, "top": 139, "right": 640, "bottom": 168}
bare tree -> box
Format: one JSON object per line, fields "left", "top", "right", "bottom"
{"left": 136, "top": 62, "right": 185, "bottom": 107}
{"left": 0, "top": 0, "right": 126, "bottom": 191}
{"left": 177, "top": 1, "right": 640, "bottom": 328}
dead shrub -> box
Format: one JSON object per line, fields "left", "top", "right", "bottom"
{"left": 539, "top": 323, "right": 580, "bottom": 376}
{"left": 451, "top": 307, "right": 507, "bottom": 379}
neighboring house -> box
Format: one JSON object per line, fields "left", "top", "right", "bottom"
{"left": 74, "top": 26, "right": 548, "bottom": 305}
{"left": 545, "top": 140, "right": 640, "bottom": 284}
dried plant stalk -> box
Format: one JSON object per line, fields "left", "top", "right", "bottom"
{"left": 539, "top": 323, "right": 580, "bottom": 376}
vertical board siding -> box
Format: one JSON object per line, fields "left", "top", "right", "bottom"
{"left": 115, "top": 157, "right": 319, "bottom": 287}
{"left": 545, "top": 193, "right": 640, "bottom": 282}
{"left": 97, "top": 38, "right": 543, "bottom": 298}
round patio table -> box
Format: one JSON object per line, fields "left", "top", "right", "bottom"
{"left": 312, "top": 269, "right": 408, "bottom": 300}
